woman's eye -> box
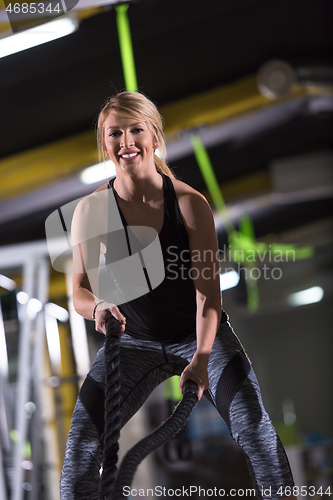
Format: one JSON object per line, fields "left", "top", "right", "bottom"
{"left": 133, "top": 128, "right": 143, "bottom": 133}
{"left": 109, "top": 131, "right": 119, "bottom": 137}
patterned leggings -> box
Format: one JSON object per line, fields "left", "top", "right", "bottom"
{"left": 60, "top": 321, "right": 294, "bottom": 499}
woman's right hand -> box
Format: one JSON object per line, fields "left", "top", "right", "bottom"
{"left": 94, "top": 304, "right": 126, "bottom": 335}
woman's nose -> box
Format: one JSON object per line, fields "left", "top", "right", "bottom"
{"left": 120, "top": 133, "right": 134, "bottom": 148}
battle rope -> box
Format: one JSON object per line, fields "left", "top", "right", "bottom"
{"left": 113, "top": 379, "right": 198, "bottom": 500}
{"left": 100, "top": 317, "right": 198, "bottom": 500}
{"left": 100, "top": 317, "right": 122, "bottom": 500}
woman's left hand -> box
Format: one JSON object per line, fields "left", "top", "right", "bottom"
{"left": 179, "top": 354, "right": 210, "bottom": 401}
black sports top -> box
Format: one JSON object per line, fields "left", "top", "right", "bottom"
{"left": 106, "top": 173, "right": 225, "bottom": 342}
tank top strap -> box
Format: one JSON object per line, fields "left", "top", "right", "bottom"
{"left": 108, "top": 174, "right": 188, "bottom": 243}
{"left": 108, "top": 177, "right": 127, "bottom": 228}
{"left": 161, "top": 174, "right": 189, "bottom": 244}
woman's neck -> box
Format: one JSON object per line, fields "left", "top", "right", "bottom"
{"left": 113, "top": 169, "right": 163, "bottom": 203}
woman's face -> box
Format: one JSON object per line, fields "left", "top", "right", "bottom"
{"left": 103, "top": 111, "right": 157, "bottom": 177}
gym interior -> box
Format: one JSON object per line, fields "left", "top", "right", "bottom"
{"left": 0, "top": 1, "right": 332, "bottom": 499}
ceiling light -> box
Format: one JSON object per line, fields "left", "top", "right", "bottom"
{"left": 220, "top": 270, "right": 240, "bottom": 291}
{"left": 0, "top": 16, "right": 78, "bottom": 59}
{"left": 16, "top": 291, "right": 29, "bottom": 304}
{"left": 27, "top": 298, "right": 43, "bottom": 319}
{"left": 0, "top": 302, "right": 9, "bottom": 378}
{"left": 80, "top": 160, "right": 116, "bottom": 185}
{"left": 45, "top": 314, "right": 62, "bottom": 370}
{"left": 287, "top": 286, "right": 324, "bottom": 307}
{"left": 0, "top": 273, "right": 16, "bottom": 291}
{"left": 45, "top": 302, "right": 69, "bottom": 322}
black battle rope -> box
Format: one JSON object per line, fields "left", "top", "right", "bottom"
{"left": 113, "top": 379, "right": 198, "bottom": 500}
{"left": 100, "top": 317, "right": 122, "bottom": 500}
{"left": 99, "top": 317, "right": 198, "bottom": 500}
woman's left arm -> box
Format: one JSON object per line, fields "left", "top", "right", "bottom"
{"left": 178, "top": 189, "right": 222, "bottom": 400}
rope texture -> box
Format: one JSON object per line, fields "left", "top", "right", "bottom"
{"left": 99, "top": 317, "right": 122, "bottom": 500}
{"left": 113, "top": 380, "right": 198, "bottom": 500}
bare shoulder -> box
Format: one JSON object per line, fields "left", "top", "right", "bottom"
{"left": 172, "top": 178, "right": 209, "bottom": 205}
{"left": 75, "top": 182, "right": 108, "bottom": 215}
{"left": 72, "top": 183, "right": 109, "bottom": 241}
{"left": 171, "top": 178, "right": 213, "bottom": 231}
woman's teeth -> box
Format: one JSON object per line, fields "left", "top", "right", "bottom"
{"left": 121, "top": 152, "right": 138, "bottom": 158}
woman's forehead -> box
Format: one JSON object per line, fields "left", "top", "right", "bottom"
{"left": 104, "top": 111, "right": 145, "bottom": 128}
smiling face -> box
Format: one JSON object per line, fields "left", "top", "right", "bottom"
{"left": 103, "top": 112, "right": 158, "bottom": 178}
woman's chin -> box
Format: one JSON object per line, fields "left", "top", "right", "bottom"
{"left": 119, "top": 162, "right": 139, "bottom": 174}
{"left": 119, "top": 161, "right": 155, "bottom": 178}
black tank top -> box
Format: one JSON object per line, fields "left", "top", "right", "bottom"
{"left": 107, "top": 174, "right": 226, "bottom": 342}
{"left": 105, "top": 173, "right": 197, "bottom": 342}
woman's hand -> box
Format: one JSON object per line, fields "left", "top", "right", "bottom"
{"left": 95, "top": 304, "right": 126, "bottom": 335}
{"left": 179, "top": 353, "right": 210, "bottom": 401}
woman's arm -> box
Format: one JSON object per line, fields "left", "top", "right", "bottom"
{"left": 72, "top": 264, "right": 126, "bottom": 334}
{"left": 71, "top": 192, "right": 126, "bottom": 334}
{"left": 177, "top": 187, "right": 222, "bottom": 400}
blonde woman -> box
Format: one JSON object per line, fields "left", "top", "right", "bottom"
{"left": 61, "top": 92, "right": 296, "bottom": 500}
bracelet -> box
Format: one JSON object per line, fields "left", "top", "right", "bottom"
{"left": 92, "top": 300, "right": 105, "bottom": 320}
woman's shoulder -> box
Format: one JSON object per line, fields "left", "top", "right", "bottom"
{"left": 72, "top": 182, "right": 109, "bottom": 240}
{"left": 171, "top": 177, "right": 210, "bottom": 209}
{"left": 76, "top": 182, "right": 109, "bottom": 213}
{"left": 170, "top": 177, "right": 213, "bottom": 228}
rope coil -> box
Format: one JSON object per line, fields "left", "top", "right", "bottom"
{"left": 100, "top": 317, "right": 198, "bottom": 499}
{"left": 113, "top": 379, "right": 198, "bottom": 500}
{"left": 100, "top": 317, "right": 122, "bottom": 500}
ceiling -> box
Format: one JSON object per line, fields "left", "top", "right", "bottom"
{"left": 0, "top": 0, "right": 333, "bottom": 247}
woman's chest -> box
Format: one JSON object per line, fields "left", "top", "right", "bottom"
{"left": 116, "top": 198, "right": 165, "bottom": 234}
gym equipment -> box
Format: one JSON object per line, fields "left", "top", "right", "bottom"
{"left": 99, "top": 317, "right": 198, "bottom": 499}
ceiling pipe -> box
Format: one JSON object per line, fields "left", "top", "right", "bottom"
{"left": 257, "top": 59, "right": 333, "bottom": 100}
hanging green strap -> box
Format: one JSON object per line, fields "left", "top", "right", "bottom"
{"left": 190, "top": 133, "right": 260, "bottom": 310}
{"left": 190, "top": 134, "right": 235, "bottom": 238}
{"left": 116, "top": 4, "right": 138, "bottom": 92}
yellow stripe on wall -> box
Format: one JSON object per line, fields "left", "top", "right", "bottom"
{"left": 0, "top": 130, "right": 98, "bottom": 199}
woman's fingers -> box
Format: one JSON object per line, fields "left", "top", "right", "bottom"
{"left": 179, "top": 362, "right": 209, "bottom": 401}
{"left": 179, "top": 374, "right": 204, "bottom": 400}
{"left": 95, "top": 304, "right": 126, "bottom": 334}
{"left": 109, "top": 305, "right": 126, "bottom": 331}
{"left": 94, "top": 309, "right": 111, "bottom": 334}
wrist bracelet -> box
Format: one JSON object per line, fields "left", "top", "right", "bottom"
{"left": 92, "top": 300, "right": 105, "bottom": 320}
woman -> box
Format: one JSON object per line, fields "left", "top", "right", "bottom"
{"left": 61, "top": 92, "right": 296, "bottom": 499}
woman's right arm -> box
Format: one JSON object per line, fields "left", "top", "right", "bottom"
{"left": 72, "top": 263, "right": 126, "bottom": 334}
{"left": 71, "top": 194, "right": 126, "bottom": 335}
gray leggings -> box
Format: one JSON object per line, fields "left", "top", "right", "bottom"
{"left": 60, "top": 322, "right": 294, "bottom": 499}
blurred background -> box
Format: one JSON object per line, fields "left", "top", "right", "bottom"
{"left": 0, "top": 0, "right": 332, "bottom": 499}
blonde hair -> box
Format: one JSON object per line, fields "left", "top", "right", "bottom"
{"left": 96, "top": 91, "right": 175, "bottom": 179}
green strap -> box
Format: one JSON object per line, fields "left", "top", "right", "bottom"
{"left": 116, "top": 4, "right": 138, "bottom": 92}
{"left": 190, "top": 134, "right": 235, "bottom": 238}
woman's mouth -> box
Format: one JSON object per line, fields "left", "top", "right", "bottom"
{"left": 120, "top": 152, "right": 140, "bottom": 160}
